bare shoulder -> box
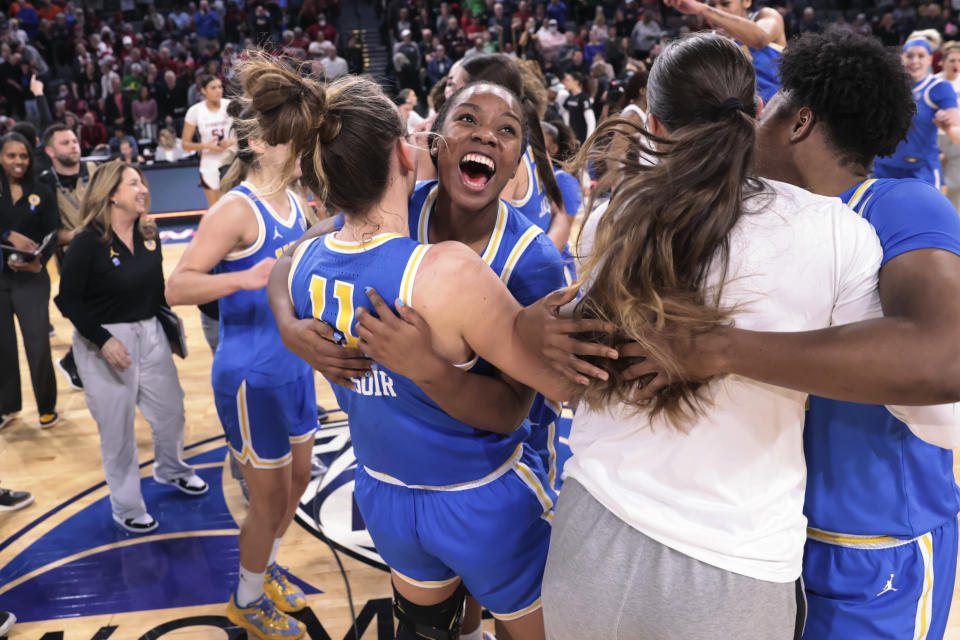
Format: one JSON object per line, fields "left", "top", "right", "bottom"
{"left": 755, "top": 6, "right": 785, "bottom": 30}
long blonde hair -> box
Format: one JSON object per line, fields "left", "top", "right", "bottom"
{"left": 570, "top": 34, "right": 764, "bottom": 426}
{"left": 79, "top": 160, "right": 156, "bottom": 243}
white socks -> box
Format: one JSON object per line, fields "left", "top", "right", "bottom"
{"left": 268, "top": 537, "right": 283, "bottom": 567}
{"left": 460, "top": 625, "right": 485, "bottom": 640}
{"left": 236, "top": 565, "right": 266, "bottom": 607}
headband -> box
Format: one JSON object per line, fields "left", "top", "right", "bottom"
{"left": 904, "top": 38, "right": 933, "bottom": 54}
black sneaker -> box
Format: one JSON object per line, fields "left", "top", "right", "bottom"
{"left": 0, "top": 610, "right": 15, "bottom": 635}
{"left": 317, "top": 405, "right": 330, "bottom": 423}
{"left": 56, "top": 353, "right": 83, "bottom": 390}
{"left": 0, "top": 488, "right": 34, "bottom": 511}
{"left": 113, "top": 513, "right": 158, "bottom": 533}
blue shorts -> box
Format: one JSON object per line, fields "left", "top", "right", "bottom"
{"left": 354, "top": 444, "right": 555, "bottom": 620}
{"left": 873, "top": 160, "right": 942, "bottom": 190}
{"left": 802, "top": 517, "right": 959, "bottom": 640}
{"left": 214, "top": 374, "right": 317, "bottom": 469}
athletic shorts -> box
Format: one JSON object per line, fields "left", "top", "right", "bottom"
{"left": 354, "top": 443, "right": 555, "bottom": 620}
{"left": 214, "top": 374, "right": 317, "bottom": 468}
{"left": 199, "top": 164, "right": 221, "bottom": 191}
{"left": 802, "top": 517, "right": 959, "bottom": 640}
{"left": 873, "top": 160, "right": 942, "bottom": 190}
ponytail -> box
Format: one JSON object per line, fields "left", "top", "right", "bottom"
{"left": 569, "top": 34, "right": 766, "bottom": 426}
{"left": 521, "top": 97, "right": 564, "bottom": 210}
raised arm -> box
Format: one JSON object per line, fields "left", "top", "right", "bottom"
{"left": 665, "top": 0, "right": 784, "bottom": 50}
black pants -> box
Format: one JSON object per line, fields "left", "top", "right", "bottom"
{"left": 0, "top": 270, "right": 57, "bottom": 415}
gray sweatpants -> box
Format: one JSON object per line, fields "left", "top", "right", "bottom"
{"left": 73, "top": 318, "right": 193, "bottom": 520}
{"left": 543, "top": 479, "right": 802, "bottom": 640}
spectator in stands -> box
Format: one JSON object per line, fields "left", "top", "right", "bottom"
{"left": 538, "top": 18, "right": 566, "bottom": 62}
{"left": 345, "top": 34, "right": 364, "bottom": 75}
{"left": 426, "top": 43, "right": 452, "bottom": 89}
{"left": 489, "top": 2, "right": 511, "bottom": 37}
{"left": 156, "top": 70, "right": 188, "bottom": 132}
{"left": 193, "top": 0, "right": 219, "bottom": 52}
{"left": 443, "top": 16, "right": 469, "bottom": 59}
{"left": 121, "top": 63, "right": 143, "bottom": 101}
{"left": 799, "top": 6, "right": 821, "bottom": 33}
{"left": 436, "top": 2, "right": 454, "bottom": 37}
{"left": 132, "top": 85, "right": 157, "bottom": 142}
{"left": 118, "top": 138, "right": 141, "bottom": 165}
{"left": 108, "top": 127, "right": 137, "bottom": 157}
{"left": 319, "top": 41, "right": 347, "bottom": 80}
{"left": 394, "top": 6, "right": 413, "bottom": 42}
{"left": 591, "top": 12, "right": 608, "bottom": 43}
{"left": 876, "top": 12, "right": 902, "bottom": 46}
{"left": 79, "top": 111, "right": 107, "bottom": 154}
{"left": 397, "top": 87, "right": 424, "bottom": 133}
{"left": 154, "top": 127, "right": 191, "bottom": 162}
{"left": 584, "top": 28, "right": 607, "bottom": 66}
{"left": 394, "top": 28, "right": 421, "bottom": 91}
{"left": 631, "top": 9, "right": 662, "bottom": 59}
{"left": 309, "top": 12, "right": 338, "bottom": 46}
{"left": 514, "top": 0, "right": 533, "bottom": 24}
{"left": 250, "top": 5, "right": 272, "bottom": 45}
{"left": 104, "top": 75, "right": 132, "bottom": 135}
{"left": 546, "top": 0, "right": 568, "bottom": 30}
{"left": 0, "top": 131, "right": 59, "bottom": 431}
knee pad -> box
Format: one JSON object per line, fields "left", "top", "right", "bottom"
{"left": 393, "top": 580, "right": 467, "bottom": 640}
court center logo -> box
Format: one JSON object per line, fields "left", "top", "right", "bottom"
{"left": 296, "top": 419, "right": 389, "bottom": 572}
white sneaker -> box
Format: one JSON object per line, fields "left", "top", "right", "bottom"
{"left": 113, "top": 512, "right": 158, "bottom": 534}
{"left": 0, "top": 610, "right": 15, "bottom": 635}
{"left": 152, "top": 470, "right": 209, "bottom": 496}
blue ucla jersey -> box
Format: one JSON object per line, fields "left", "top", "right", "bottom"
{"left": 876, "top": 75, "right": 957, "bottom": 173}
{"left": 738, "top": 16, "right": 782, "bottom": 103}
{"left": 409, "top": 180, "right": 566, "bottom": 483}
{"left": 507, "top": 146, "right": 552, "bottom": 232}
{"left": 211, "top": 182, "right": 312, "bottom": 393}
{"left": 288, "top": 232, "right": 532, "bottom": 487}
{"left": 804, "top": 178, "right": 960, "bottom": 537}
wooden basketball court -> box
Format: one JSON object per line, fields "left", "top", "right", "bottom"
{"left": 0, "top": 240, "right": 958, "bottom": 639}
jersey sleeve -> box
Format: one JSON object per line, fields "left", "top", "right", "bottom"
{"left": 868, "top": 180, "right": 960, "bottom": 265}
{"left": 506, "top": 231, "right": 565, "bottom": 306}
{"left": 831, "top": 203, "right": 883, "bottom": 326}
{"left": 184, "top": 102, "right": 198, "bottom": 127}
{"left": 556, "top": 170, "right": 581, "bottom": 217}
{"left": 931, "top": 79, "right": 959, "bottom": 110}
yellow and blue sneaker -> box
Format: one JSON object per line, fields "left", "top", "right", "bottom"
{"left": 264, "top": 563, "right": 307, "bottom": 613}
{"left": 226, "top": 592, "right": 305, "bottom": 639}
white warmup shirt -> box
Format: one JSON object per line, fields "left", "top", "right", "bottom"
{"left": 565, "top": 179, "right": 883, "bottom": 584}
{"left": 184, "top": 98, "right": 233, "bottom": 189}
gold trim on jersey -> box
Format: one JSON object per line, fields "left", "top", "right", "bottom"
{"left": 416, "top": 184, "right": 507, "bottom": 267}
{"left": 362, "top": 443, "right": 524, "bottom": 491}
{"left": 500, "top": 226, "right": 544, "bottom": 286}
{"left": 399, "top": 244, "right": 431, "bottom": 306}
{"left": 323, "top": 232, "right": 405, "bottom": 254}
{"left": 507, "top": 148, "right": 536, "bottom": 207}
{"left": 845, "top": 179, "right": 877, "bottom": 213}
{"left": 287, "top": 236, "right": 321, "bottom": 308}
{"left": 544, "top": 398, "right": 562, "bottom": 490}
{"left": 224, "top": 192, "right": 267, "bottom": 260}
{"left": 240, "top": 181, "right": 299, "bottom": 228}
{"left": 289, "top": 430, "right": 316, "bottom": 444}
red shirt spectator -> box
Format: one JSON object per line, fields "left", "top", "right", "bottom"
{"left": 79, "top": 112, "right": 107, "bottom": 153}
{"left": 464, "top": 14, "right": 486, "bottom": 37}
{"left": 512, "top": 1, "right": 533, "bottom": 25}
{"left": 35, "top": 0, "right": 61, "bottom": 22}
{"left": 306, "top": 14, "right": 338, "bottom": 44}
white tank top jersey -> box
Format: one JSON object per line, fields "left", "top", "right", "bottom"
{"left": 185, "top": 98, "right": 233, "bottom": 174}
{"left": 565, "top": 179, "right": 884, "bottom": 584}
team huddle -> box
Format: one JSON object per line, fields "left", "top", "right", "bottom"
{"left": 160, "top": 9, "right": 960, "bottom": 640}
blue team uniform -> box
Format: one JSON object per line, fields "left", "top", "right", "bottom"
{"left": 507, "top": 146, "right": 552, "bottom": 230}
{"left": 802, "top": 178, "right": 960, "bottom": 640}
{"left": 288, "top": 227, "right": 556, "bottom": 618}
{"left": 410, "top": 181, "right": 567, "bottom": 489}
{"left": 554, "top": 168, "right": 580, "bottom": 285}
{"left": 737, "top": 14, "right": 783, "bottom": 103}
{"left": 211, "top": 182, "right": 316, "bottom": 468}
{"left": 874, "top": 76, "right": 958, "bottom": 188}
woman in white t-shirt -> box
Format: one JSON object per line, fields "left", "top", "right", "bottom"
{"left": 534, "top": 34, "right": 884, "bottom": 639}
{"left": 181, "top": 76, "right": 235, "bottom": 206}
